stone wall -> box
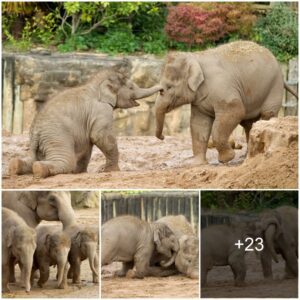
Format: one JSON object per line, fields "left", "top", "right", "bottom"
{"left": 2, "top": 52, "right": 297, "bottom": 137}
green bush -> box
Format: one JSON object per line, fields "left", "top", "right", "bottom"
{"left": 254, "top": 3, "right": 298, "bottom": 62}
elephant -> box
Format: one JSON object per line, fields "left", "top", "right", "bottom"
{"left": 2, "top": 191, "right": 76, "bottom": 284}
{"left": 9, "top": 62, "right": 163, "bottom": 178}
{"left": 201, "top": 221, "right": 263, "bottom": 287}
{"left": 2, "top": 208, "right": 37, "bottom": 293}
{"left": 101, "top": 215, "right": 179, "bottom": 278}
{"left": 64, "top": 224, "right": 99, "bottom": 284}
{"left": 31, "top": 225, "right": 71, "bottom": 289}
{"left": 2, "top": 191, "right": 76, "bottom": 229}
{"left": 155, "top": 215, "right": 199, "bottom": 279}
{"left": 256, "top": 206, "right": 298, "bottom": 279}
{"left": 155, "top": 41, "right": 298, "bottom": 164}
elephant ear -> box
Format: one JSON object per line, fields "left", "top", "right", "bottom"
{"left": 74, "top": 231, "right": 82, "bottom": 248}
{"left": 18, "top": 191, "right": 38, "bottom": 211}
{"left": 99, "top": 79, "right": 118, "bottom": 108}
{"left": 187, "top": 58, "right": 204, "bottom": 92}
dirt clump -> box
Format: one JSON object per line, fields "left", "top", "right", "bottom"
{"left": 2, "top": 117, "right": 297, "bottom": 189}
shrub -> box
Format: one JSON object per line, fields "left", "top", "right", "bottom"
{"left": 165, "top": 3, "right": 256, "bottom": 48}
{"left": 254, "top": 3, "right": 298, "bottom": 62}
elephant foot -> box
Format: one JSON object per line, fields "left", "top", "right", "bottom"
{"left": 58, "top": 282, "right": 67, "bottom": 289}
{"left": 33, "top": 162, "right": 50, "bottom": 178}
{"left": 234, "top": 281, "right": 246, "bottom": 287}
{"left": 218, "top": 148, "right": 235, "bottom": 163}
{"left": 37, "top": 281, "right": 45, "bottom": 288}
{"left": 93, "top": 276, "right": 99, "bottom": 283}
{"left": 102, "top": 164, "right": 120, "bottom": 172}
{"left": 72, "top": 278, "right": 81, "bottom": 284}
{"left": 126, "top": 269, "right": 136, "bottom": 279}
{"left": 9, "top": 158, "right": 24, "bottom": 175}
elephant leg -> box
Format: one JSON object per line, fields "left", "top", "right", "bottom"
{"left": 228, "top": 253, "right": 246, "bottom": 287}
{"left": 260, "top": 249, "right": 273, "bottom": 279}
{"left": 75, "top": 150, "right": 92, "bottom": 173}
{"left": 93, "top": 254, "right": 99, "bottom": 283}
{"left": 67, "top": 264, "right": 73, "bottom": 279}
{"left": 212, "top": 99, "right": 245, "bottom": 163}
{"left": 58, "top": 263, "right": 69, "bottom": 289}
{"left": 70, "top": 257, "right": 81, "bottom": 284}
{"left": 91, "top": 128, "right": 120, "bottom": 172}
{"left": 38, "top": 264, "right": 50, "bottom": 288}
{"left": 240, "top": 117, "right": 259, "bottom": 144}
{"left": 2, "top": 262, "right": 10, "bottom": 293}
{"left": 281, "top": 248, "right": 298, "bottom": 278}
{"left": 8, "top": 256, "right": 16, "bottom": 283}
{"left": 190, "top": 106, "right": 213, "bottom": 164}
{"left": 9, "top": 158, "right": 33, "bottom": 175}
{"left": 201, "top": 266, "right": 208, "bottom": 287}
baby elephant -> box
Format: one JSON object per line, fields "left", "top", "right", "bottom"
{"left": 31, "top": 225, "right": 71, "bottom": 289}
{"left": 101, "top": 215, "right": 179, "bottom": 278}
{"left": 201, "top": 222, "right": 262, "bottom": 287}
{"left": 9, "top": 62, "right": 162, "bottom": 178}
{"left": 2, "top": 208, "right": 37, "bottom": 293}
{"left": 65, "top": 225, "right": 99, "bottom": 284}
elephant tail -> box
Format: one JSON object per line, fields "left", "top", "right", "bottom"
{"left": 284, "top": 82, "right": 298, "bottom": 99}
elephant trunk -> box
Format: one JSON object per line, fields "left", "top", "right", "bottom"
{"left": 265, "top": 224, "right": 279, "bottom": 263}
{"left": 87, "top": 243, "right": 98, "bottom": 278}
{"left": 56, "top": 248, "right": 69, "bottom": 288}
{"left": 160, "top": 251, "right": 176, "bottom": 267}
{"left": 56, "top": 195, "right": 77, "bottom": 230}
{"left": 155, "top": 102, "right": 167, "bottom": 140}
{"left": 21, "top": 256, "right": 33, "bottom": 293}
{"left": 134, "top": 85, "right": 163, "bottom": 100}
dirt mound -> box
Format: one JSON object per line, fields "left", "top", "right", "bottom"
{"left": 2, "top": 117, "right": 297, "bottom": 189}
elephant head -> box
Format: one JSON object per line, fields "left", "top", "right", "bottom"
{"left": 3, "top": 191, "right": 76, "bottom": 229}
{"left": 8, "top": 225, "right": 37, "bottom": 292}
{"left": 155, "top": 53, "right": 203, "bottom": 140}
{"left": 152, "top": 222, "right": 179, "bottom": 267}
{"left": 174, "top": 235, "right": 199, "bottom": 279}
{"left": 45, "top": 232, "right": 71, "bottom": 288}
{"left": 74, "top": 228, "right": 99, "bottom": 281}
{"left": 98, "top": 65, "right": 163, "bottom": 109}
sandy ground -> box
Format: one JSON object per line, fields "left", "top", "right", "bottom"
{"left": 2, "top": 132, "right": 297, "bottom": 189}
{"left": 101, "top": 263, "right": 199, "bottom": 298}
{"left": 201, "top": 251, "right": 298, "bottom": 298}
{"left": 2, "top": 208, "right": 99, "bottom": 298}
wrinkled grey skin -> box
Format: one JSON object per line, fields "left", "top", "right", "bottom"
{"left": 201, "top": 221, "right": 262, "bottom": 287}
{"left": 101, "top": 215, "right": 179, "bottom": 278}
{"left": 155, "top": 215, "right": 199, "bottom": 279}
{"left": 2, "top": 208, "right": 37, "bottom": 293}
{"left": 9, "top": 63, "right": 163, "bottom": 178}
{"left": 2, "top": 191, "right": 76, "bottom": 284}
{"left": 256, "top": 206, "right": 298, "bottom": 279}
{"left": 65, "top": 225, "right": 99, "bottom": 284}
{"left": 155, "top": 41, "right": 298, "bottom": 164}
{"left": 31, "top": 225, "right": 71, "bottom": 289}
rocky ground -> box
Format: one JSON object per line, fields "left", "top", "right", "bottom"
{"left": 202, "top": 251, "right": 298, "bottom": 298}
{"left": 2, "top": 117, "right": 297, "bottom": 189}
{"left": 2, "top": 208, "right": 99, "bottom": 299}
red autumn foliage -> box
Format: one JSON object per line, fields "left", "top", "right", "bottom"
{"left": 165, "top": 3, "right": 257, "bottom": 46}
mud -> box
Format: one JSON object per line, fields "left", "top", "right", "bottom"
{"left": 2, "top": 117, "right": 298, "bottom": 189}
{"left": 2, "top": 208, "right": 99, "bottom": 299}
{"left": 101, "top": 263, "right": 199, "bottom": 298}
{"left": 202, "top": 251, "right": 298, "bottom": 298}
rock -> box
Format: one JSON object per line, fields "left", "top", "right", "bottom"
{"left": 248, "top": 117, "right": 298, "bottom": 158}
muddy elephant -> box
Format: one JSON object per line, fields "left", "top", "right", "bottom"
{"left": 201, "top": 221, "right": 262, "bottom": 286}
{"left": 2, "top": 208, "right": 37, "bottom": 293}
{"left": 155, "top": 215, "right": 199, "bottom": 279}
{"left": 155, "top": 41, "right": 298, "bottom": 164}
{"left": 257, "top": 206, "right": 298, "bottom": 279}
{"left": 65, "top": 225, "right": 99, "bottom": 284}
{"left": 31, "top": 225, "right": 71, "bottom": 289}
{"left": 2, "top": 191, "right": 76, "bottom": 229}
{"left": 9, "top": 62, "right": 163, "bottom": 178}
{"left": 101, "top": 215, "right": 179, "bottom": 278}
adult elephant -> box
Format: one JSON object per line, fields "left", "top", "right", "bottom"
{"left": 155, "top": 41, "right": 298, "bottom": 164}
{"left": 2, "top": 191, "right": 76, "bottom": 229}
{"left": 257, "top": 206, "right": 298, "bottom": 279}
{"left": 9, "top": 61, "right": 163, "bottom": 178}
